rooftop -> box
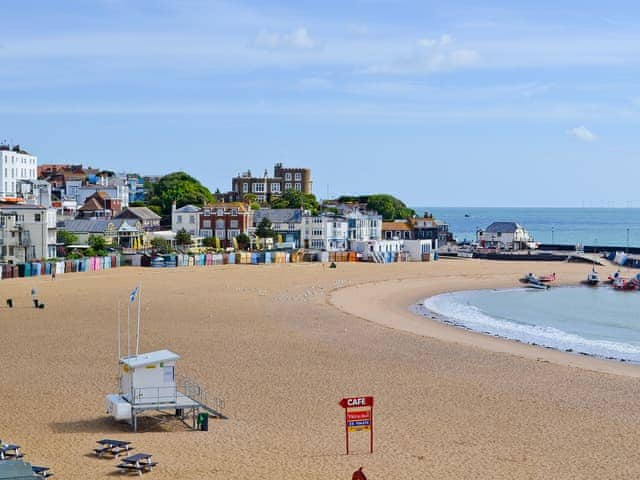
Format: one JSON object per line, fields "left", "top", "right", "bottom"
{"left": 120, "top": 349, "right": 180, "bottom": 369}
{"left": 484, "top": 221, "right": 524, "bottom": 233}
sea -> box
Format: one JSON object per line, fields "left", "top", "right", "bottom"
{"left": 418, "top": 287, "right": 640, "bottom": 363}
{"left": 412, "top": 206, "right": 640, "bottom": 247}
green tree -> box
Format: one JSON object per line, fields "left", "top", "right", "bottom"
{"left": 88, "top": 234, "right": 107, "bottom": 256}
{"left": 151, "top": 237, "right": 172, "bottom": 253}
{"left": 243, "top": 193, "right": 262, "bottom": 211}
{"left": 335, "top": 194, "right": 415, "bottom": 220}
{"left": 57, "top": 230, "right": 78, "bottom": 246}
{"left": 148, "top": 171, "right": 214, "bottom": 215}
{"left": 235, "top": 233, "right": 250, "bottom": 250}
{"left": 175, "top": 228, "right": 192, "bottom": 247}
{"left": 255, "top": 217, "right": 276, "bottom": 238}
{"left": 271, "top": 190, "right": 319, "bottom": 214}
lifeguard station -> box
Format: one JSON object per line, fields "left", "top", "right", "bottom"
{"left": 105, "top": 349, "right": 225, "bottom": 432}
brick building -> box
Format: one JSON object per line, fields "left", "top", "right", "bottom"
{"left": 230, "top": 163, "right": 312, "bottom": 202}
{"left": 199, "top": 202, "right": 253, "bottom": 248}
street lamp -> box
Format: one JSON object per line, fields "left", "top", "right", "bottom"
{"left": 627, "top": 228, "right": 630, "bottom": 252}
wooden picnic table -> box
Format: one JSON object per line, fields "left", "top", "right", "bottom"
{"left": 32, "top": 465, "right": 54, "bottom": 478}
{"left": 117, "top": 453, "right": 157, "bottom": 476}
{"left": 94, "top": 439, "right": 132, "bottom": 457}
{"left": 0, "top": 443, "right": 22, "bottom": 460}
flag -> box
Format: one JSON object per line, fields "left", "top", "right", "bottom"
{"left": 130, "top": 286, "right": 139, "bottom": 303}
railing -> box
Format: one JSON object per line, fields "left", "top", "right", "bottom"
{"left": 132, "top": 385, "right": 178, "bottom": 405}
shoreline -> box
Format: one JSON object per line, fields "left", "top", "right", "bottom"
{"left": 411, "top": 286, "right": 640, "bottom": 366}
{"left": 330, "top": 266, "right": 640, "bottom": 378}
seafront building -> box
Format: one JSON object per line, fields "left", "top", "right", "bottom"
{"left": 200, "top": 202, "right": 253, "bottom": 248}
{"left": 477, "top": 222, "right": 533, "bottom": 251}
{"left": 252, "top": 208, "right": 304, "bottom": 247}
{"left": 301, "top": 213, "right": 349, "bottom": 250}
{"left": 229, "top": 163, "right": 312, "bottom": 203}
{"left": 0, "top": 202, "right": 57, "bottom": 262}
{"left": 0, "top": 145, "right": 38, "bottom": 200}
{"left": 171, "top": 203, "right": 202, "bottom": 237}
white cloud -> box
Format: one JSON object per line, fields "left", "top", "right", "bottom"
{"left": 417, "top": 34, "right": 453, "bottom": 48}
{"left": 568, "top": 126, "right": 598, "bottom": 142}
{"left": 254, "top": 27, "right": 318, "bottom": 50}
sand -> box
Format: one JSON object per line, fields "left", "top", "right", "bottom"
{"left": 2, "top": 259, "right": 640, "bottom": 479}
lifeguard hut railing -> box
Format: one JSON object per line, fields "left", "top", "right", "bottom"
{"left": 130, "top": 375, "right": 225, "bottom": 416}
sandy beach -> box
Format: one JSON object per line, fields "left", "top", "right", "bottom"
{"left": 2, "top": 259, "right": 640, "bottom": 479}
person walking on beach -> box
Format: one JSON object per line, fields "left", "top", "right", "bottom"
{"left": 51, "top": 269, "right": 56, "bottom": 281}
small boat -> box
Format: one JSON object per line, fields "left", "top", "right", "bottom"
{"left": 586, "top": 268, "right": 600, "bottom": 285}
{"left": 538, "top": 272, "right": 557, "bottom": 283}
{"left": 464, "top": 213, "right": 470, "bottom": 218}
{"left": 521, "top": 272, "right": 538, "bottom": 283}
{"left": 607, "top": 270, "right": 621, "bottom": 284}
{"left": 613, "top": 277, "right": 637, "bottom": 291}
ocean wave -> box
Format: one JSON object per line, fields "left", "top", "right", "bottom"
{"left": 421, "top": 291, "right": 640, "bottom": 363}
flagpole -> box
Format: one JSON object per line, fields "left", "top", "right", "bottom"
{"left": 135, "top": 284, "right": 142, "bottom": 355}
{"left": 127, "top": 298, "right": 131, "bottom": 357}
{"left": 117, "top": 301, "right": 121, "bottom": 360}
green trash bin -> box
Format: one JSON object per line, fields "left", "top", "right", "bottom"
{"left": 197, "top": 412, "right": 209, "bottom": 431}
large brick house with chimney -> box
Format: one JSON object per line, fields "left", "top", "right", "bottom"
{"left": 199, "top": 202, "right": 253, "bottom": 248}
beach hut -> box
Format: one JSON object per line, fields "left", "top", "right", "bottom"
{"left": 106, "top": 350, "right": 226, "bottom": 431}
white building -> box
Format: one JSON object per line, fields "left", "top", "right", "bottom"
{"left": 0, "top": 203, "right": 57, "bottom": 262}
{"left": 0, "top": 145, "right": 38, "bottom": 200}
{"left": 402, "top": 239, "right": 434, "bottom": 261}
{"left": 302, "top": 214, "right": 348, "bottom": 251}
{"left": 477, "top": 222, "right": 534, "bottom": 251}
{"left": 346, "top": 210, "right": 382, "bottom": 245}
{"left": 351, "top": 239, "right": 404, "bottom": 262}
{"left": 171, "top": 203, "right": 201, "bottom": 236}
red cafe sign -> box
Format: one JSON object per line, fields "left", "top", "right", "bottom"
{"left": 339, "top": 396, "right": 374, "bottom": 454}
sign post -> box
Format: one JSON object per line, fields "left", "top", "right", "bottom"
{"left": 339, "top": 396, "right": 374, "bottom": 454}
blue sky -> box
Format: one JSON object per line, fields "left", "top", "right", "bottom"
{"left": 1, "top": 0, "right": 640, "bottom": 207}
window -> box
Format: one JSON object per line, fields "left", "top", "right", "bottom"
{"left": 257, "top": 194, "right": 265, "bottom": 202}
{"left": 289, "top": 223, "right": 296, "bottom": 231}
{"left": 231, "top": 208, "right": 238, "bottom": 216}
{"left": 203, "top": 220, "right": 211, "bottom": 228}
{"left": 270, "top": 183, "right": 280, "bottom": 193}
{"left": 294, "top": 183, "right": 301, "bottom": 191}
{"left": 34, "top": 214, "right": 41, "bottom": 222}
{"left": 230, "top": 220, "right": 238, "bottom": 228}
{"left": 216, "top": 219, "right": 225, "bottom": 229}
{"left": 253, "top": 183, "right": 265, "bottom": 193}
{"left": 285, "top": 183, "right": 292, "bottom": 190}
{"left": 176, "top": 216, "right": 182, "bottom": 224}
{"left": 216, "top": 208, "right": 224, "bottom": 216}
{"left": 285, "top": 172, "right": 292, "bottom": 180}
{"left": 163, "top": 366, "right": 174, "bottom": 383}
{"left": 294, "top": 172, "right": 302, "bottom": 181}
{"left": 204, "top": 208, "right": 211, "bottom": 216}
{"left": 215, "top": 229, "right": 226, "bottom": 239}
{"left": 243, "top": 182, "right": 249, "bottom": 193}
{"left": 227, "top": 229, "right": 240, "bottom": 239}
{"left": 189, "top": 215, "right": 195, "bottom": 224}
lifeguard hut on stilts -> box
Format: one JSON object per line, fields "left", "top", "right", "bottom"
{"left": 105, "top": 286, "right": 226, "bottom": 432}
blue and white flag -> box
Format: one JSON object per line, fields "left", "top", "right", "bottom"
{"left": 130, "top": 286, "right": 139, "bottom": 303}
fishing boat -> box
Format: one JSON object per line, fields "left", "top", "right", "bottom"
{"left": 538, "top": 272, "right": 557, "bottom": 283}
{"left": 586, "top": 268, "right": 600, "bottom": 286}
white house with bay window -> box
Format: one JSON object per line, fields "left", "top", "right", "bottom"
{"left": 171, "top": 202, "right": 201, "bottom": 236}
{"left": 302, "top": 213, "right": 348, "bottom": 251}
{"left": 0, "top": 145, "right": 38, "bottom": 200}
